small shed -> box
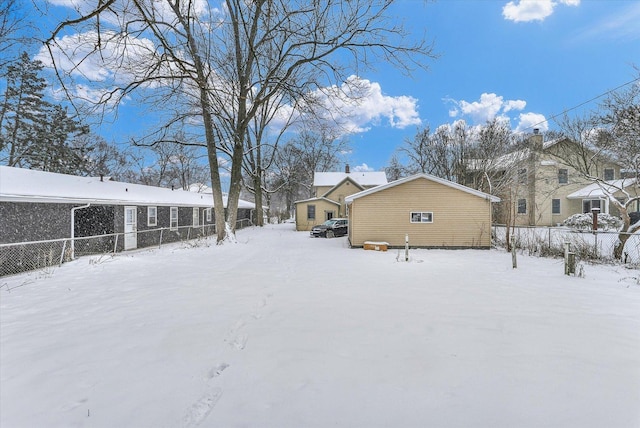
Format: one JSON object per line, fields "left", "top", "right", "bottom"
{"left": 345, "top": 173, "right": 500, "bottom": 248}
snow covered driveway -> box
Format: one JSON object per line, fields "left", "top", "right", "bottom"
{"left": 2, "top": 224, "right": 639, "bottom": 427}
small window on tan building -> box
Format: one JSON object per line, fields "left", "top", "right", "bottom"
{"left": 552, "top": 199, "right": 561, "bottom": 214}
{"left": 517, "top": 199, "right": 527, "bottom": 214}
{"left": 410, "top": 212, "right": 433, "bottom": 223}
{"left": 307, "top": 205, "right": 316, "bottom": 220}
{"left": 558, "top": 168, "right": 568, "bottom": 184}
{"left": 604, "top": 168, "right": 614, "bottom": 181}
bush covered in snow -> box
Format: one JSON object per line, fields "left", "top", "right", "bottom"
{"left": 562, "top": 213, "right": 622, "bottom": 231}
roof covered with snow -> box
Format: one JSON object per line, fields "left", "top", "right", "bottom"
{"left": 0, "top": 166, "right": 255, "bottom": 209}
{"left": 313, "top": 171, "right": 388, "bottom": 187}
{"left": 345, "top": 173, "right": 501, "bottom": 203}
{"left": 567, "top": 178, "right": 639, "bottom": 200}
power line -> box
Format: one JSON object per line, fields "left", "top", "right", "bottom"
{"left": 524, "top": 76, "right": 640, "bottom": 132}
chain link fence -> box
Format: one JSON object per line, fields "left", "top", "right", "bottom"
{"left": 0, "top": 219, "right": 252, "bottom": 277}
{"left": 492, "top": 224, "right": 640, "bottom": 266}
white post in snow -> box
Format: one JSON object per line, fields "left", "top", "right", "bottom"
{"left": 405, "top": 234, "right": 409, "bottom": 262}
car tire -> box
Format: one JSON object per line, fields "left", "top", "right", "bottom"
{"left": 326, "top": 230, "right": 334, "bottom": 238}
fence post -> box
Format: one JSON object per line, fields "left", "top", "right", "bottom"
{"left": 564, "top": 242, "right": 576, "bottom": 275}
{"left": 59, "top": 240, "right": 67, "bottom": 266}
{"left": 113, "top": 234, "right": 119, "bottom": 254}
{"left": 159, "top": 229, "right": 163, "bottom": 248}
{"left": 405, "top": 234, "right": 409, "bottom": 262}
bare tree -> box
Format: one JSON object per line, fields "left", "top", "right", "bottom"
{"left": 397, "top": 121, "right": 470, "bottom": 182}
{"left": 384, "top": 154, "right": 406, "bottom": 181}
{"left": 0, "top": 0, "right": 24, "bottom": 68}
{"left": 592, "top": 74, "right": 640, "bottom": 259}
{"left": 271, "top": 129, "right": 350, "bottom": 217}
{"left": 551, "top": 76, "right": 640, "bottom": 259}
{"left": 45, "top": 0, "right": 436, "bottom": 242}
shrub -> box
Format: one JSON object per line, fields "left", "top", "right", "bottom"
{"left": 562, "top": 213, "right": 622, "bottom": 231}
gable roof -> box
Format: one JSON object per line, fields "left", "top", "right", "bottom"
{"left": 0, "top": 166, "right": 255, "bottom": 209}
{"left": 567, "top": 178, "right": 638, "bottom": 200}
{"left": 313, "top": 171, "right": 388, "bottom": 187}
{"left": 320, "top": 176, "right": 365, "bottom": 198}
{"left": 293, "top": 196, "right": 341, "bottom": 206}
{"left": 345, "top": 173, "right": 501, "bottom": 203}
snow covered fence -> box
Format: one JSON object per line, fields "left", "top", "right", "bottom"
{"left": 492, "top": 225, "right": 640, "bottom": 265}
{"left": 0, "top": 224, "right": 214, "bottom": 277}
{"left": 1, "top": 218, "right": 255, "bottom": 277}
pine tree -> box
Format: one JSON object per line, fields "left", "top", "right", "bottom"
{"left": 0, "top": 51, "right": 49, "bottom": 167}
{"left": 1, "top": 52, "right": 89, "bottom": 173}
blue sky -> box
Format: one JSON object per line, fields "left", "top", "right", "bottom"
{"left": 15, "top": 0, "right": 640, "bottom": 179}
{"left": 342, "top": 0, "right": 640, "bottom": 172}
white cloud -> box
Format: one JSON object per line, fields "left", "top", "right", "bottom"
{"left": 503, "top": 0, "right": 580, "bottom": 23}
{"left": 447, "top": 93, "right": 547, "bottom": 133}
{"left": 450, "top": 93, "right": 526, "bottom": 124}
{"left": 515, "top": 112, "right": 548, "bottom": 133}
{"left": 504, "top": 99, "right": 527, "bottom": 113}
{"left": 276, "top": 76, "right": 422, "bottom": 137}
{"left": 352, "top": 163, "right": 374, "bottom": 172}
{"left": 37, "top": 31, "right": 161, "bottom": 84}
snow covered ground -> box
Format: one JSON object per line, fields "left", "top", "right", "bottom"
{"left": 1, "top": 223, "right": 639, "bottom": 428}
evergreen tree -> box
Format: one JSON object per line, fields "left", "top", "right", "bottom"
{"left": 1, "top": 52, "right": 89, "bottom": 173}
{"left": 0, "top": 51, "right": 48, "bottom": 167}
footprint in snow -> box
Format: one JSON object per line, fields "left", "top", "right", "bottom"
{"left": 181, "top": 388, "right": 222, "bottom": 428}
{"left": 208, "top": 363, "right": 229, "bottom": 379}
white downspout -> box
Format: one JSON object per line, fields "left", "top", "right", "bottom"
{"left": 71, "top": 203, "right": 91, "bottom": 260}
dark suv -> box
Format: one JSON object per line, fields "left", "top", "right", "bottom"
{"left": 310, "top": 218, "right": 348, "bottom": 238}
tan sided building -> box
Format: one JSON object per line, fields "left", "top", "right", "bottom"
{"left": 466, "top": 131, "right": 624, "bottom": 227}
{"left": 345, "top": 174, "right": 500, "bottom": 248}
{"left": 294, "top": 166, "right": 388, "bottom": 231}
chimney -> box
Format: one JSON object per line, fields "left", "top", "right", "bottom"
{"left": 530, "top": 129, "right": 543, "bottom": 152}
{"left": 345, "top": 164, "right": 350, "bottom": 174}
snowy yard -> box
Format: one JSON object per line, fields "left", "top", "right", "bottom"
{"left": 1, "top": 223, "right": 639, "bottom": 428}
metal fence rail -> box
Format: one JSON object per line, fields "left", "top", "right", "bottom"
{"left": 492, "top": 225, "right": 640, "bottom": 265}
{"left": 0, "top": 219, "right": 252, "bottom": 277}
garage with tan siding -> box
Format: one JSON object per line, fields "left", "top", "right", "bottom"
{"left": 345, "top": 174, "right": 500, "bottom": 248}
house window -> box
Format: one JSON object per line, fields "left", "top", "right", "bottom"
{"left": 558, "top": 168, "right": 568, "bottom": 184}
{"left": 552, "top": 199, "right": 561, "bottom": 214}
{"left": 193, "top": 207, "right": 199, "bottom": 226}
{"left": 325, "top": 211, "right": 334, "bottom": 220}
{"left": 583, "top": 199, "right": 601, "bottom": 213}
{"left": 206, "top": 208, "right": 212, "bottom": 222}
{"left": 518, "top": 168, "right": 527, "bottom": 185}
{"left": 517, "top": 199, "right": 527, "bottom": 214}
{"left": 604, "top": 168, "right": 614, "bottom": 181}
{"left": 410, "top": 212, "right": 433, "bottom": 223}
{"left": 147, "top": 206, "right": 157, "bottom": 226}
{"left": 307, "top": 205, "right": 316, "bottom": 220}
{"left": 170, "top": 207, "right": 179, "bottom": 230}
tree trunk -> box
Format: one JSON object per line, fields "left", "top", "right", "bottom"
{"left": 253, "top": 171, "right": 264, "bottom": 226}
{"left": 613, "top": 234, "right": 629, "bottom": 260}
